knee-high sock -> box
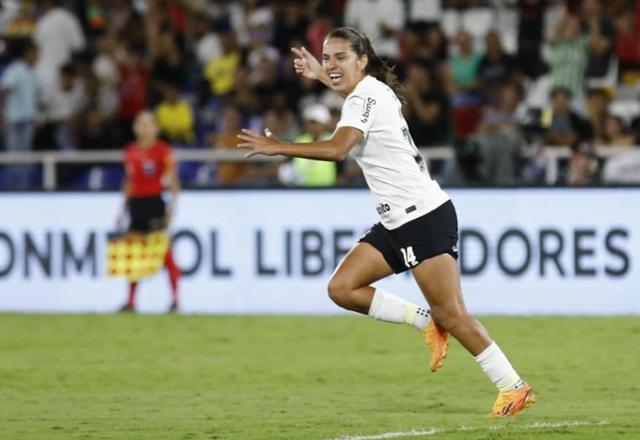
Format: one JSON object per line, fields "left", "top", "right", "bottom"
{"left": 367, "top": 288, "right": 431, "bottom": 331}
{"left": 164, "top": 248, "right": 180, "bottom": 303}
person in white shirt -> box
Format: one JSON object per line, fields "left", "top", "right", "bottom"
{"left": 237, "top": 27, "right": 535, "bottom": 417}
{"left": 33, "top": 0, "right": 85, "bottom": 91}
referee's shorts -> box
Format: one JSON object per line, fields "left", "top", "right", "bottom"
{"left": 359, "top": 200, "right": 459, "bottom": 274}
{"left": 128, "top": 195, "right": 166, "bottom": 233}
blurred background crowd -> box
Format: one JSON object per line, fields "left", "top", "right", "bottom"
{"left": 1, "top": 0, "right": 640, "bottom": 189}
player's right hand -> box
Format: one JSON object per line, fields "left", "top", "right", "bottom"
{"left": 291, "top": 46, "right": 323, "bottom": 80}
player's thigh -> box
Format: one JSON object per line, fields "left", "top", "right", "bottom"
{"left": 410, "top": 253, "right": 466, "bottom": 313}
{"left": 330, "top": 242, "right": 394, "bottom": 290}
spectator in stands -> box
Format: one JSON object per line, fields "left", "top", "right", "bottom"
{"left": 207, "top": 104, "right": 248, "bottom": 186}
{"left": 585, "top": 88, "right": 610, "bottom": 144}
{"left": 447, "top": 30, "right": 484, "bottom": 148}
{"left": 543, "top": 86, "right": 592, "bottom": 146}
{"left": 278, "top": 103, "right": 337, "bottom": 187}
{"left": 0, "top": 41, "right": 39, "bottom": 189}
{"left": 272, "top": 1, "right": 309, "bottom": 54}
{"left": 602, "top": 115, "right": 635, "bottom": 147}
{"left": 580, "top": 0, "right": 615, "bottom": 80}
{"left": 403, "top": 59, "right": 451, "bottom": 147}
{"left": 614, "top": 10, "right": 640, "bottom": 85}
{"left": 448, "top": 30, "right": 483, "bottom": 97}
{"left": 203, "top": 21, "right": 240, "bottom": 98}
{"left": 33, "top": 0, "right": 85, "bottom": 91}
{"left": 91, "top": 36, "right": 119, "bottom": 120}
{"left": 516, "top": 0, "right": 546, "bottom": 79}
{"left": 565, "top": 142, "right": 600, "bottom": 185}
{"left": 344, "top": 0, "right": 405, "bottom": 60}
{"left": 190, "top": 15, "right": 221, "bottom": 68}
{"left": 154, "top": 82, "right": 195, "bottom": 145}
{"left": 478, "top": 32, "right": 518, "bottom": 103}
{"left": 547, "top": 12, "right": 588, "bottom": 101}
{"left": 149, "top": 26, "right": 186, "bottom": 101}
{"left": 474, "top": 82, "right": 525, "bottom": 185}
{"left": 37, "top": 63, "right": 86, "bottom": 151}
{"left": 116, "top": 44, "right": 150, "bottom": 143}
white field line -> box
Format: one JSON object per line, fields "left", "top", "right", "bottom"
{"left": 329, "top": 420, "right": 610, "bottom": 440}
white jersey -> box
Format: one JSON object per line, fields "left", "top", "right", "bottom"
{"left": 336, "top": 75, "right": 450, "bottom": 229}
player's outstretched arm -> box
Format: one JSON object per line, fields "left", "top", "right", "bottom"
{"left": 238, "top": 126, "right": 362, "bottom": 161}
{"left": 291, "top": 46, "right": 332, "bottom": 88}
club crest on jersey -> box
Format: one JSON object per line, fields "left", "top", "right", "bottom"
{"left": 360, "top": 97, "right": 376, "bottom": 124}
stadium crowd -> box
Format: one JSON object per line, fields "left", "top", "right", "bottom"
{"left": 1, "top": 0, "right": 640, "bottom": 189}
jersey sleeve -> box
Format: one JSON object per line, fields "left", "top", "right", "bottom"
{"left": 336, "top": 93, "right": 380, "bottom": 137}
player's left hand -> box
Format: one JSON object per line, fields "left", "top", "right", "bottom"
{"left": 237, "top": 128, "right": 281, "bottom": 158}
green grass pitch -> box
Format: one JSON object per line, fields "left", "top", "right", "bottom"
{"left": 1, "top": 314, "right": 639, "bottom": 439}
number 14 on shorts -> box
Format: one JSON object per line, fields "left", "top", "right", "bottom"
{"left": 401, "top": 246, "right": 418, "bottom": 268}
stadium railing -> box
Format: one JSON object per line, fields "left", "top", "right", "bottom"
{"left": 0, "top": 146, "right": 633, "bottom": 189}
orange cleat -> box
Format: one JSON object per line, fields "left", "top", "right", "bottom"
{"left": 424, "top": 321, "right": 448, "bottom": 372}
{"left": 491, "top": 383, "right": 536, "bottom": 417}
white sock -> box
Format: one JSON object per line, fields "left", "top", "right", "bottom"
{"left": 368, "top": 288, "right": 431, "bottom": 331}
{"left": 474, "top": 342, "right": 524, "bottom": 392}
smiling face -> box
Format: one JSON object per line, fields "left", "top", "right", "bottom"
{"left": 321, "top": 37, "right": 368, "bottom": 95}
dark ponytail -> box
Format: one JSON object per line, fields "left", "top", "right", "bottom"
{"left": 326, "top": 27, "right": 405, "bottom": 104}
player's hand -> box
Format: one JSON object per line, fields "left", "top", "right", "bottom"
{"left": 237, "top": 128, "right": 281, "bottom": 158}
{"left": 291, "top": 46, "right": 323, "bottom": 80}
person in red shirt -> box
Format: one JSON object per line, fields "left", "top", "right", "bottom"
{"left": 117, "top": 110, "right": 181, "bottom": 312}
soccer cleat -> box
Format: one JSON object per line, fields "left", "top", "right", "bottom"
{"left": 168, "top": 301, "right": 179, "bottom": 313}
{"left": 424, "top": 321, "right": 448, "bottom": 372}
{"left": 118, "top": 303, "right": 135, "bottom": 313}
{"left": 491, "top": 383, "right": 536, "bottom": 417}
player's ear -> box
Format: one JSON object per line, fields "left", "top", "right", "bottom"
{"left": 357, "top": 55, "right": 368, "bottom": 73}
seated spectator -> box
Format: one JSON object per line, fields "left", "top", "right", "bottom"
{"left": 403, "top": 59, "right": 451, "bottom": 147}
{"left": 602, "top": 115, "right": 635, "bottom": 147}
{"left": 154, "top": 82, "right": 195, "bottom": 145}
{"left": 585, "top": 88, "right": 610, "bottom": 144}
{"left": 565, "top": 142, "right": 600, "bottom": 186}
{"left": 542, "top": 86, "right": 592, "bottom": 146}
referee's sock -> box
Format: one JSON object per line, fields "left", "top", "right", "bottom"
{"left": 164, "top": 248, "right": 181, "bottom": 304}
{"left": 368, "top": 288, "right": 431, "bottom": 331}
{"left": 127, "top": 281, "right": 138, "bottom": 307}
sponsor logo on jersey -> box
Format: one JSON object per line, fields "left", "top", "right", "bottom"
{"left": 360, "top": 97, "right": 376, "bottom": 124}
{"left": 376, "top": 202, "right": 391, "bottom": 215}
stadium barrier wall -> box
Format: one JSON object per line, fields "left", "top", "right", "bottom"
{"left": 0, "top": 188, "right": 638, "bottom": 315}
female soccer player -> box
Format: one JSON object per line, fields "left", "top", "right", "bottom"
{"left": 238, "top": 27, "right": 535, "bottom": 416}
{"left": 118, "top": 111, "right": 181, "bottom": 312}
